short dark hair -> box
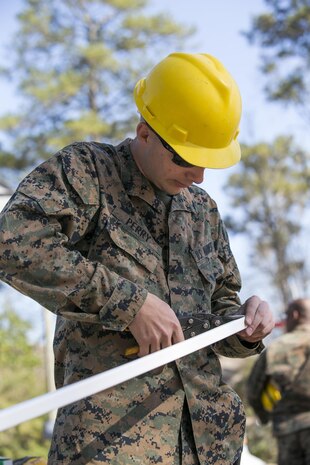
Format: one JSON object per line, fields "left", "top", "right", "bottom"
{"left": 286, "top": 298, "right": 310, "bottom": 322}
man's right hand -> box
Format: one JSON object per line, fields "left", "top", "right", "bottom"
{"left": 128, "top": 292, "right": 184, "bottom": 357}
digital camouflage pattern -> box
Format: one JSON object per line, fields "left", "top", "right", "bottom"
{"left": 247, "top": 323, "right": 310, "bottom": 465}
{"left": 247, "top": 324, "right": 310, "bottom": 437}
{"left": 0, "top": 140, "right": 263, "bottom": 464}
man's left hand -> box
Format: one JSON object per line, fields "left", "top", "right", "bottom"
{"left": 237, "top": 295, "right": 275, "bottom": 343}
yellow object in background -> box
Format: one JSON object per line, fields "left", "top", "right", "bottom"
{"left": 261, "top": 381, "right": 282, "bottom": 412}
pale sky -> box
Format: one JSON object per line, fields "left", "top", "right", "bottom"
{"left": 1, "top": 0, "right": 308, "bottom": 332}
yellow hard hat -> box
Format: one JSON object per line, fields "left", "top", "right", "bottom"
{"left": 134, "top": 52, "right": 242, "bottom": 169}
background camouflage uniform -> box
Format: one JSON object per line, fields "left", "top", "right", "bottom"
{"left": 0, "top": 140, "right": 263, "bottom": 465}
{"left": 247, "top": 323, "right": 310, "bottom": 465}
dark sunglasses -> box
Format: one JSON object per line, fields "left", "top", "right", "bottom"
{"left": 144, "top": 122, "right": 195, "bottom": 168}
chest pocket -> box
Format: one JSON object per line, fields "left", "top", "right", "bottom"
{"left": 191, "top": 242, "right": 224, "bottom": 286}
{"left": 107, "top": 213, "right": 160, "bottom": 275}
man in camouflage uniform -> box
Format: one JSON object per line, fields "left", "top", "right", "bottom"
{"left": 247, "top": 298, "right": 310, "bottom": 465}
{"left": 0, "top": 53, "right": 274, "bottom": 465}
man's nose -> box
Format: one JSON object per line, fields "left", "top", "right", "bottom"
{"left": 187, "top": 167, "right": 205, "bottom": 184}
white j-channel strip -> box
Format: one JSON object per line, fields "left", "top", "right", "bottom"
{"left": 0, "top": 317, "right": 246, "bottom": 431}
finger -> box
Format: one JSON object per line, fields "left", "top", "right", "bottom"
{"left": 246, "top": 298, "right": 270, "bottom": 331}
{"left": 238, "top": 315, "right": 275, "bottom": 342}
{"left": 150, "top": 340, "right": 162, "bottom": 353}
{"left": 172, "top": 324, "right": 185, "bottom": 344}
{"left": 251, "top": 305, "right": 274, "bottom": 335}
{"left": 241, "top": 295, "right": 262, "bottom": 326}
{"left": 253, "top": 318, "right": 275, "bottom": 339}
{"left": 138, "top": 343, "right": 151, "bottom": 357}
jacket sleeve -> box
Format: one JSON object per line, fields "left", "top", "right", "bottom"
{"left": 211, "top": 217, "right": 264, "bottom": 357}
{"left": 0, "top": 143, "right": 147, "bottom": 330}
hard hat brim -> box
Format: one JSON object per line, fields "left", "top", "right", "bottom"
{"left": 134, "top": 65, "right": 242, "bottom": 170}
{"left": 170, "top": 138, "right": 241, "bottom": 169}
{"left": 138, "top": 110, "right": 242, "bottom": 169}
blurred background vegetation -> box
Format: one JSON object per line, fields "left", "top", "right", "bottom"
{"left": 0, "top": 0, "right": 309, "bottom": 462}
{"left": 0, "top": 307, "right": 51, "bottom": 458}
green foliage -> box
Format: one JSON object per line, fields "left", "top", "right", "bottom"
{"left": 0, "top": 0, "right": 193, "bottom": 175}
{"left": 0, "top": 309, "right": 39, "bottom": 371}
{"left": 225, "top": 135, "right": 310, "bottom": 304}
{"left": 245, "top": 0, "right": 310, "bottom": 114}
{"left": 0, "top": 417, "right": 50, "bottom": 460}
{"left": 0, "top": 306, "right": 50, "bottom": 460}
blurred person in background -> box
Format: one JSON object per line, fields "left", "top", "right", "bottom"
{"left": 247, "top": 298, "right": 310, "bottom": 465}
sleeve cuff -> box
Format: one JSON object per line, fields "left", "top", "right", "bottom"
{"left": 99, "top": 277, "right": 148, "bottom": 331}
{"left": 237, "top": 336, "right": 260, "bottom": 349}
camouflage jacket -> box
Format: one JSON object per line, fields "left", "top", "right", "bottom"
{"left": 0, "top": 140, "right": 263, "bottom": 465}
{"left": 247, "top": 324, "right": 310, "bottom": 437}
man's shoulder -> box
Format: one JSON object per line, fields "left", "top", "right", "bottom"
{"left": 38, "top": 139, "right": 123, "bottom": 181}
{"left": 267, "top": 328, "right": 310, "bottom": 362}
{"left": 56, "top": 140, "right": 118, "bottom": 166}
{"left": 271, "top": 326, "right": 310, "bottom": 347}
{"left": 16, "top": 141, "right": 122, "bottom": 207}
{"left": 268, "top": 332, "right": 294, "bottom": 352}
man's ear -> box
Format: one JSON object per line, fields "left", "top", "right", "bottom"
{"left": 136, "top": 121, "right": 150, "bottom": 144}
